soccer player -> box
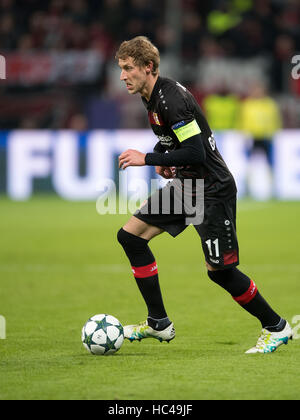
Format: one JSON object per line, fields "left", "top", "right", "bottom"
{"left": 115, "top": 36, "right": 292, "bottom": 354}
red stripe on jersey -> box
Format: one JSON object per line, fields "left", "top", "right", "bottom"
{"left": 233, "top": 279, "right": 258, "bottom": 306}
{"left": 132, "top": 262, "right": 158, "bottom": 278}
{"left": 148, "top": 111, "right": 164, "bottom": 126}
{"left": 223, "top": 250, "right": 238, "bottom": 265}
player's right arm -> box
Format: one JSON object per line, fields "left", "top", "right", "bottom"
{"left": 145, "top": 132, "right": 206, "bottom": 167}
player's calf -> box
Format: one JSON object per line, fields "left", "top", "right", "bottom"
{"left": 207, "top": 267, "right": 282, "bottom": 330}
{"left": 117, "top": 227, "right": 169, "bottom": 321}
{"left": 207, "top": 266, "right": 291, "bottom": 353}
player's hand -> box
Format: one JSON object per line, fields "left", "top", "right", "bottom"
{"left": 155, "top": 166, "right": 175, "bottom": 179}
{"left": 118, "top": 149, "right": 146, "bottom": 170}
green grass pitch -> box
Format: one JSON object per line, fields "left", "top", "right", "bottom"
{"left": 0, "top": 197, "right": 299, "bottom": 400}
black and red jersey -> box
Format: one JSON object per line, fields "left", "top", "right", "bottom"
{"left": 142, "top": 76, "right": 237, "bottom": 201}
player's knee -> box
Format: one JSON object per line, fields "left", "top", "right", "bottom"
{"left": 117, "top": 228, "right": 148, "bottom": 252}
{"left": 117, "top": 228, "right": 133, "bottom": 248}
{"left": 207, "top": 266, "right": 230, "bottom": 288}
{"left": 207, "top": 266, "right": 252, "bottom": 297}
{"left": 117, "top": 227, "right": 126, "bottom": 247}
{"left": 206, "top": 261, "right": 221, "bottom": 272}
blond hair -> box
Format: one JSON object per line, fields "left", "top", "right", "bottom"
{"left": 115, "top": 36, "right": 160, "bottom": 76}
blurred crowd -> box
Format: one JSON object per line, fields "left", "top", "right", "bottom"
{"left": 0, "top": 0, "right": 299, "bottom": 130}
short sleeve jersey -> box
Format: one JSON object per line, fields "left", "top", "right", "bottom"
{"left": 142, "top": 76, "right": 237, "bottom": 201}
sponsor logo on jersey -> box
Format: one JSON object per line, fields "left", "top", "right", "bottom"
{"left": 157, "top": 135, "right": 174, "bottom": 146}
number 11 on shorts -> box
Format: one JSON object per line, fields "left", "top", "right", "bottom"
{"left": 205, "top": 238, "right": 220, "bottom": 258}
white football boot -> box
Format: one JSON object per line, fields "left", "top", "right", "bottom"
{"left": 245, "top": 321, "right": 293, "bottom": 354}
{"left": 124, "top": 320, "right": 175, "bottom": 343}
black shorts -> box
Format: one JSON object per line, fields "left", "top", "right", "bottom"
{"left": 134, "top": 180, "right": 239, "bottom": 269}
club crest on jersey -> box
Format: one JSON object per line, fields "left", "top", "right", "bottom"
{"left": 149, "top": 111, "right": 164, "bottom": 126}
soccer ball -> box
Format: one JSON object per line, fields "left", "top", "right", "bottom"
{"left": 82, "top": 314, "right": 124, "bottom": 355}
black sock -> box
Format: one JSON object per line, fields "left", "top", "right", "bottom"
{"left": 117, "top": 228, "right": 168, "bottom": 320}
{"left": 208, "top": 267, "right": 281, "bottom": 328}
{"left": 243, "top": 293, "right": 281, "bottom": 329}
{"left": 264, "top": 318, "right": 286, "bottom": 332}
{"left": 135, "top": 274, "right": 168, "bottom": 320}
{"left": 147, "top": 316, "right": 171, "bottom": 330}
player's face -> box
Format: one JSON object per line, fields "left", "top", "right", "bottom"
{"left": 118, "top": 57, "right": 148, "bottom": 95}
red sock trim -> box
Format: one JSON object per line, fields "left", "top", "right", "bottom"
{"left": 233, "top": 279, "right": 258, "bottom": 306}
{"left": 132, "top": 261, "right": 158, "bottom": 278}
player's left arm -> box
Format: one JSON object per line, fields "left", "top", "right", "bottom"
{"left": 118, "top": 128, "right": 205, "bottom": 169}
{"left": 145, "top": 120, "right": 206, "bottom": 167}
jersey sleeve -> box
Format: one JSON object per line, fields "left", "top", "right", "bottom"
{"left": 159, "top": 82, "right": 201, "bottom": 142}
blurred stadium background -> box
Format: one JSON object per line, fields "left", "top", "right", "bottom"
{"left": 0, "top": 0, "right": 300, "bottom": 201}
{"left": 1, "top": 1, "right": 300, "bottom": 401}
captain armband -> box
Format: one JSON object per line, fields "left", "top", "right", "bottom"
{"left": 171, "top": 119, "right": 201, "bottom": 142}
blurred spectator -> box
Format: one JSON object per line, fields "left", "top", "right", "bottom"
{"left": 206, "top": 1, "right": 241, "bottom": 36}
{"left": 203, "top": 90, "right": 241, "bottom": 130}
{"left": 89, "top": 21, "right": 115, "bottom": 58}
{"left": 17, "top": 34, "right": 34, "bottom": 51}
{"left": 181, "top": 12, "right": 204, "bottom": 59}
{"left": 67, "top": 113, "right": 88, "bottom": 131}
{"left": 66, "top": 0, "right": 90, "bottom": 25}
{"left": 239, "top": 81, "right": 282, "bottom": 165}
{"left": 249, "top": 0, "right": 276, "bottom": 49}
{"left": 19, "top": 116, "right": 40, "bottom": 129}
{"left": 271, "top": 33, "right": 296, "bottom": 92}
{"left": 124, "top": 0, "right": 159, "bottom": 42}
{"left": 0, "top": 0, "right": 299, "bottom": 129}
{"left": 28, "top": 11, "right": 48, "bottom": 49}
{"left": 199, "top": 35, "right": 226, "bottom": 57}
{"left": 100, "top": 0, "right": 126, "bottom": 40}
{"left": 274, "top": 0, "right": 300, "bottom": 36}
{"left": 155, "top": 24, "right": 177, "bottom": 54}
{"left": 0, "top": 13, "right": 18, "bottom": 49}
